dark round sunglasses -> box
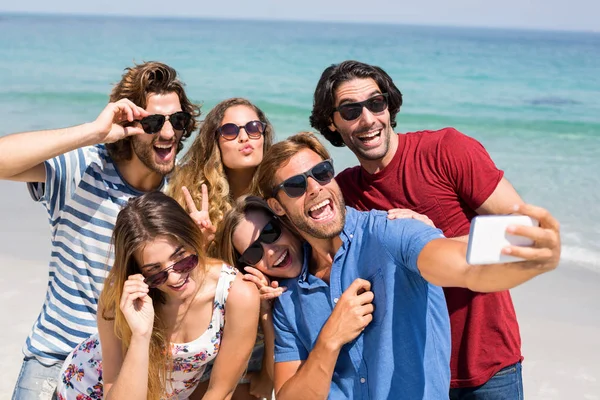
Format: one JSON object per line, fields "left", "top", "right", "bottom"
{"left": 143, "top": 253, "right": 198, "bottom": 288}
{"left": 217, "top": 120, "right": 267, "bottom": 141}
{"left": 136, "top": 111, "right": 192, "bottom": 134}
{"left": 272, "top": 159, "right": 335, "bottom": 198}
{"left": 334, "top": 93, "right": 389, "bottom": 121}
{"left": 237, "top": 218, "right": 283, "bottom": 268}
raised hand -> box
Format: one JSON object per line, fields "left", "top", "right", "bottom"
{"left": 387, "top": 208, "right": 436, "bottom": 228}
{"left": 182, "top": 184, "right": 216, "bottom": 245}
{"left": 247, "top": 370, "right": 275, "bottom": 399}
{"left": 119, "top": 274, "right": 154, "bottom": 339}
{"left": 319, "top": 278, "right": 374, "bottom": 350}
{"left": 502, "top": 204, "right": 561, "bottom": 270}
{"left": 243, "top": 266, "right": 287, "bottom": 310}
{"left": 91, "top": 99, "right": 149, "bottom": 144}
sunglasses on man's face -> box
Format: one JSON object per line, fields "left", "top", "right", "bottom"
{"left": 136, "top": 111, "right": 192, "bottom": 134}
{"left": 334, "top": 93, "right": 389, "bottom": 121}
{"left": 143, "top": 253, "right": 198, "bottom": 288}
{"left": 237, "top": 219, "right": 283, "bottom": 268}
{"left": 217, "top": 120, "right": 267, "bottom": 141}
{"left": 272, "top": 159, "right": 335, "bottom": 198}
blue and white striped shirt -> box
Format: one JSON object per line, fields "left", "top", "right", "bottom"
{"left": 25, "top": 144, "right": 165, "bottom": 366}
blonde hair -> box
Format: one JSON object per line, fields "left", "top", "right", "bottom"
{"left": 107, "top": 61, "right": 201, "bottom": 162}
{"left": 254, "top": 132, "right": 331, "bottom": 199}
{"left": 168, "top": 98, "right": 274, "bottom": 229}
{"left": 100, "top": 191, "right": 207, "bottom": 400}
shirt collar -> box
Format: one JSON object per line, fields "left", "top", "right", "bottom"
{"left": 340, "top": 206, "right": 359, "bottom": 245}
{"left": 298, "top": 242, "right": 311, "bottom": 284}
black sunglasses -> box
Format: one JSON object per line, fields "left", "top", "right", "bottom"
{"left": 136, "top": 111, "right": 191, "bottom": 134}
{"left": 217, "top": 120, "right": 267, "bottom": 141}
{"left": 272, "top": 159, "right": 335, "bottom": 198}
{"left": 334, "top": 93, "right": 389, "bottom": 121}
{"left": 237, "top": 219, "right": 283, "bottom": 267}
{"left": 143, "top": 253, "right": 198, "bottom": 288}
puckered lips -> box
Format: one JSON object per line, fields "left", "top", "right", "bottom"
{"left": 239, "top": 144, "right": 255, "bottom": 156}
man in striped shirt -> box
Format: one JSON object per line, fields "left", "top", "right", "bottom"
{"left": 0, "top": 61, "right": 200, "bottom": 400}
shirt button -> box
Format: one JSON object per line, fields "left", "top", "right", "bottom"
{"left": 360, "top": 377, "right": 366, "bottom": 383}
{"left": 350, "top": 234, "right": 354, "bottom": 238}
{"left": 333, "top": 298, "right": 339, "bottom": 304}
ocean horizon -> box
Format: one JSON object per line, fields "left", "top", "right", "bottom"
{"left": 1, "top": 13, "right": 599, "bottom": 272}
{"left": 2, "top": 11, "right": 600, "bottom": 34}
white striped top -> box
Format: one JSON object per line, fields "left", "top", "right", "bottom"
{"left": 25, "top": 144, "right": 165, "bottom": 366}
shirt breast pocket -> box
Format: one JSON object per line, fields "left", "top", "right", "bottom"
{"left": 366, "top": 268, "right": 387, "bottom": 328}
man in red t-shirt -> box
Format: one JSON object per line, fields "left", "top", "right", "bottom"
{"left": 309, "top": 60, "right": 555, "bottom": 399}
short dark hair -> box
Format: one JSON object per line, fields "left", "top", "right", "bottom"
{"left": 309, "top": 60, "right": 403, "bottom": 147}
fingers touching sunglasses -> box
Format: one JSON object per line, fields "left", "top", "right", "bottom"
{"left": 217, "top": 120, "right": 266, "bottom": 141}
{"left": 143, "top": 254, "right": 198, "bottom": 288}
{"left": 272, "top": 159, "right": 335, "bottom": 198}
{"left": 334, "top": 93, "right": 389, "bottom": 121}
{"left": 237, "top": 219, "right": 283, "bottom": 268}
{"left": 136, "top": 111, "right": 192, "bottom": 134}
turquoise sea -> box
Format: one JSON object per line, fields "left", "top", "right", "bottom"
{"left": 1, "top": 13, "right": 599, "bottom": 271}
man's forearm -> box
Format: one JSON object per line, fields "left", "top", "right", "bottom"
{"left": 466, "top": 261, "right": 553, "bottom": 292}
{"left": 0, "top": 123, "right": 98, "bottom": 179}
{"left": 450, "top": 234, "right": 469, "bottom": 243}
{"left": 276, "top": 339, "right": 341, "bottom": 400}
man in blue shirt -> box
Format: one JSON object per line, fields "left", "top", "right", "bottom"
{"left": 254, "top": 132, "right": 561, "bottom": 399}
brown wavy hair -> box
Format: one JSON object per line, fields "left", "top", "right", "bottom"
{"left": 309, "top": 60, "right": 403, "bottom": 147}
{"left": 255, "top": 132, "right": 331, "bottom": 200}
{"left": 168, "top": 98, "right": 274, "bottom": 230}
{"left": 99, "top": 191, "right": 208, "bottom": 400}
{"left": 107, "top": 61, "right": 201, "bottom": 162}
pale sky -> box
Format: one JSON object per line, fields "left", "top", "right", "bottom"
{"left": 1, "top": 0, "right": 598, "bottom": 32}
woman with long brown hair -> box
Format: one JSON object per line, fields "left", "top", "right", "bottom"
{"left": 56, "top": 191, "right": 259, "bottom": 400}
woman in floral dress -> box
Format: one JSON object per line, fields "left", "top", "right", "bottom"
{"left": 56, "top": 191, "right": 260, "bottom": 400}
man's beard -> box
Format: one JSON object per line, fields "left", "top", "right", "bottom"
{"left": 282, "top": 193, "right": 346, "bottom": 240}
{"left": 131, "top": 137, "right": 178, "bottom": 176}
{"left": 345, "top": 124, "right": 391, "bottom": 161}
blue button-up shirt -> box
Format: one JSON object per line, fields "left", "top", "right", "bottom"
{"left": 273, "top": 207, "right": 451, "bottom": 399}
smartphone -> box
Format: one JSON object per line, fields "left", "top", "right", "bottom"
{"left": 466, "top": 215, "right": 539, "bottom": 265}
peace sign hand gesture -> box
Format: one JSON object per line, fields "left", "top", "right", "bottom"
{"left": 182, "top": 185, "right": 216, "bottom": 246}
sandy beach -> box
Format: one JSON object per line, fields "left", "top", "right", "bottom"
{"left": 1, "top": 179, "right": 599, "bottom": 399}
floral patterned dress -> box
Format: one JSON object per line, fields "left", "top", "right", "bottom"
{"left": 56, "top": 264, "right": 238, "bottom": 400}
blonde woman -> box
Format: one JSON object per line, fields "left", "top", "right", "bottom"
{"left": 56, "top": 191, "right": 259, "bottom": 400}
{"left": 168, "top": 97, "right": 274, "bottom": 239}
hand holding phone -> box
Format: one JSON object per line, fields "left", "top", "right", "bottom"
{"left": 466, "top": 215, "right": 539, "bottom": 265}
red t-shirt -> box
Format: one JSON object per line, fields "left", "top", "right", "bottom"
{"left": 336, "top": 128, "right": 522, "bottom": 388}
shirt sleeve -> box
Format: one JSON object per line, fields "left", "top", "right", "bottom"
{"left": 381, "top": 217, "right": 446, "bottom": 276}
{"left": 272, "top": 297, "right": 309, "bottom": 363}
{"left": 438, "top": 128, "right": 504, "bottom": 210}
{"left": 27, "top": 146, "right": 98, "bottom": 218}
